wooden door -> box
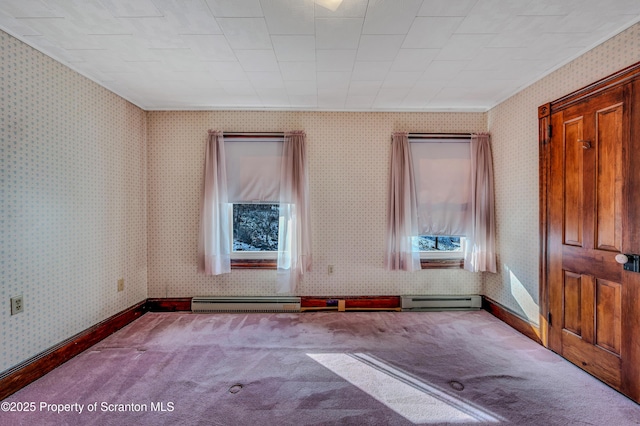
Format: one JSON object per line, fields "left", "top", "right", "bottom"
{"left": 547, "top": 81, "right": 640, "bottom": 402}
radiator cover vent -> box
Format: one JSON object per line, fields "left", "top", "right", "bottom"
{"left": 401, "top": 295, "right": 481, "bottom": 311}
{"left": 191, "top": 296, "right": 301, "bottom": 313}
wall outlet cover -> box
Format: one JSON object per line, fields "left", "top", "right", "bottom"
{"left": 11, "top": 296, "right": 24, "bottom": 315}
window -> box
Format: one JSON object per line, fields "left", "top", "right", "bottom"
{"left": 415, "top": 235, "right": 465, "bottom": 259}
{"left": 225, "top": 135, "right": 284, "bottom": 264}
{"left": 410, "top": 135, "right": 471, "bottom": 268}
{"left": 231, "top": 203, "right": 279, "bottom": 260}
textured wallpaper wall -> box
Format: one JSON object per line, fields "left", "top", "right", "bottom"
{"left": 147, "top": 111, "right": 486, "bottom": 298}
{"left": 0, "top": 30, "right": 148, "bottom": 372}
{"left": 486, "top": 22, "right": 640, "bottom": 324}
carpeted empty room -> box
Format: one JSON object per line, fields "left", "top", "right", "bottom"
{"left": 4, "top": 2, "right": 640, "bottom": 425}
{"left": 3, "top": 311, "right": 640, "bottom": 425}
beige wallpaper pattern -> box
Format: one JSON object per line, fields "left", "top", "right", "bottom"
{"left": 147, "top": 111, "right": 486, "bottom": 298}
{"left": 486, "top": 22, "right": 640, "bottom": 324}
{"left": 0, "top": 30, "right": 148, "bottom": 372}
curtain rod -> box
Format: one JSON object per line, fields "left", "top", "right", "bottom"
{"left": 223, "top": 132, "right": 284, "bottom": 138}
{"left": 409, "top": 133, "right": 472, "bottom": 138}
{"left": 392, "top": 133, "right": 472, "bottom": 143}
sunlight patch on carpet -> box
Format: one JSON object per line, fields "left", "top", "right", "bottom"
{"left": 308, "top": 353, "right": 500, "bottom": 424}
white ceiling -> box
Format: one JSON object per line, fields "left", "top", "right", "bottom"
{"left": 1, "top": 0, "right": 640, "bottom": 111}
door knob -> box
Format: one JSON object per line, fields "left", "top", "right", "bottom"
{"left": 615, "top": 254, "right": 629, "bottom": 264}
{"left": 616, "top": 253, "right": 640, "bottom": 272}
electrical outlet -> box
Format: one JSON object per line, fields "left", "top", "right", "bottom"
{"left": 117, "top": 278, "right": 124, "bottom": 292}
{"left": 328, "top": 265, "right": 334, "bottom": 274}
{"left": 11, "top": 296, "right": 24, "bottom": 315}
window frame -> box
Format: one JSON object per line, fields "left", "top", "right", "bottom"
{"left": 418, "top": 236, "right": 465, "bottom": 269}
{"left": 223, "top": 133, "right": 285, "bottom": 269}
{"left": 408, "top": 133, "right": 471, "bottom": 270}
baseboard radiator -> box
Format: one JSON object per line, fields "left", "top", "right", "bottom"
{"left": 401, "top": 295, "right": 481, "bottom": 311}
{"left": 191, "top": 296, "right": 301, "bottom": 313}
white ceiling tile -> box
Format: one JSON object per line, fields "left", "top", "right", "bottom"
{"left": 14, "top": 18, "right": 94, "bottom": 49}
{"left": 315, "top": 18, "right": 362, "bottom": 49}
{"left": 256, "top": 88, "right": 290, "bottom": 106}
{"left": 317, "top": 71, "right": 351, "bottom": 89}
{"left": 180, "top": 34, "right": 237, "bottom": 60}
{"left": 348, "top": 80, "right": 382, "bottom": 96}
{"left": 170, "top": 71, "right": 224, "bottom": 89}
{"left": 314, "top": 0, "right": 368, "bottom": 18}
{"left": 271, "top": 35, "right": 315, "bottom": 61}
{"left": 69, "top": 52, "right": 136, "bottom": 73}
{"left": 351, "top": 61, "right": 391, "bottom": 80}
{"left": 288, "top": 95, "right": 317, "bottom": 107}
{"left": 279, "top": 61, "right": 316, "bottom": 80}
{"left": 247, "top": 71, "right": 284, "bottom": 89}
{"left": 1, "top": 0, "right": 63, "bottom": 18}
{"left": 317, "top": 88, "right": 347, "bottom": 107}
{"left": 261, "top": 0, "right": 314, "bottom": 35}
{"left": 235, "top": 49, "right": 279, "bottom": 71}
{"left": 373, "top": 88, "right": 409, "bottom": 107}
{"left": 202, "top": 61, "right": 248, "bottom": 80}
{"left": 518, "top": 0, "right": 591, "bottom": 16}
{"left": 418, "top": 0, "right": 478, "bottom": 17}
{"left": 316, "top": 49, "right": 356, "bottom": 71}
{"left": 345, "top": 95, "right": 376, "bottom": 108}
{"left": 151, "top": 0, "right": 222, "bottom": 35}
{"left": 220, "top": 80, "right": 257, "bottom": 95}
{"left": 285, "top": 80, "right": 317, "bottom": 95}
{"left": 117, "top": 17, "right": 187, "bottom": 48}
{"left": 454, "top": 0, "right": 530, "bottom": 34}
{"left": 204, "top": 0, "right": 263, "bottom": 17}
{"left": 100, "top": 0, "right": 162, "bottom": 17}
{"left": 357, "top": 35, "right": 404, "bottom": 61}
{"left": 217, "top": 18, "right": 271, "bottom": 49}
{"left": 403, "top": 17, "right": 464, "bottom": 48}
{"left": 0, "top": 9, "right": 42, "bottom": 35}
{"left": 502, "top": 15, "right": 566, "bottom": 36}
{"left": 153, "top": 48, "right": 209, "bottom": 71}
{"left": 434, "top": 34, "right": 494, "bottom": 61}
{"left": 403, "top": 86, "right": 442, "bottom": 105}
{"left": 391, "top": 49, "right": 439, "bottom": 71}
{"left": 362, "top": 0, "right": 422, "bottom": 34}
{"left": 382, "top": 71, "right": 422, "bottom": 89}
{"left": 42, "top": 1, "right": 127, "bottom": 34}
{"left": 420, "top": 60, "right": 469, "bottom": 80}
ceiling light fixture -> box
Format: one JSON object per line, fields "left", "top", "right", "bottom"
{"left": 315, "top": 0, "right": 343, "bottom": 12}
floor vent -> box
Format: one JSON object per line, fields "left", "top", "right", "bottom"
{"left": 401, "top": 295, "right": 482, "bottom": 311}
{"left": 191, "top": 296, "right": 301, "bottom": 313}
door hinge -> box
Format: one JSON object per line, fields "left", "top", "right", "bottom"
{"left": 547, "top": 312, "right": 552, "bottom": 326}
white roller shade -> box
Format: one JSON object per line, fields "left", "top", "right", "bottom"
{"left": 225, "top": 139, "right": 283, "bottom": 203}
{"left": 409, "top": 138, "right": 471, "bottom": 236}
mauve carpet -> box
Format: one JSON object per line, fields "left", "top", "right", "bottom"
{"left": 2, "top": 311, "right": 639, "bottom": 425}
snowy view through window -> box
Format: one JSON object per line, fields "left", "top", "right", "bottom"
{"left": 232, "top": 204, "right": 460, "bottom": 253}
{"left": 416, "top": 236, "right": 461, "bottom": 251}
{"left": 233, "top": 204, "right": 279, "bottom": 251}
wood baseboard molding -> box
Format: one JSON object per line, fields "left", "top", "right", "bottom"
{"left": 301, "top": 296, "right": 401, "bottom": 311}
{"left": 0, "top": 300, "right": 146, "bottom": 401}
{"left": 146, "top": 297, "right": 192, "bottom": 312}
{"left": 482, "top": 296, "right": 542, "bottom": 345}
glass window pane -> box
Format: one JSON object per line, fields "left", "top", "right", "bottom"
{"left": 416, "top": 236, "right": 462, "bottom": 252}
{"left": 233, "top": 204, "right": 279, "bottom": 251}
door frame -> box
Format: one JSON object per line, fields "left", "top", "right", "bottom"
{"left": 539, "top": 60, "right": 640, "bottom": 401}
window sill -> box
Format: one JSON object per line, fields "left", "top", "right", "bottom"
{"left": 420, "top": 258, "right": 464, "bottom": 269}
{"left": 231, "top": 259, "right": 276, "bottom": 269}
